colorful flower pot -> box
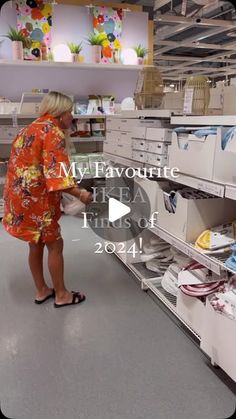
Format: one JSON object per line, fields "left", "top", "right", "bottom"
{"left": 12, "top": 41, "right": 24, "bottom": 60}
{"left": 137, "top": 57, "right": 144, "bottom": 65}
{"left": 71, "top": 53, "right": 80, "bottom": 63}
{"left": 91, "top": 45, "right": 102, "bottom": 64}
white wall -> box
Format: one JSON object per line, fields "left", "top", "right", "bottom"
{"left": 0, "top": 3, "right": 148, "bottom": 102}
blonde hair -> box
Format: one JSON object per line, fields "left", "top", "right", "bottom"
{"left": 39, "top": 91, "right": 73, "bottom": 118}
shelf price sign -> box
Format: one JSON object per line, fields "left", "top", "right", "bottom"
{"left": 183, "top": 88, "right": 194, "bottom": 114}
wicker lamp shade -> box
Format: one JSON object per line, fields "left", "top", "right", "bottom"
{"left": 134, "top": 67, "right": 164, "bottom": 109}
{"left": 185, "top": 75, "right": 210, "bottom": 115}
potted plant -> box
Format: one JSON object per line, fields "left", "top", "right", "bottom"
{"left": 134, "top": 44, "right": 149, "bottom": 65}
{"left": 87, "top": 33, "right": 107, "bottom": 64}
{"left": 67, "top": 42, "right": 83, "bottom": 63}
{"left": 3, "top": 26, "right": 31, "bottom": 60}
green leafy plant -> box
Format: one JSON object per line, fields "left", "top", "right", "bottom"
{"left": 133, "top": 44, "right": 149, "bottom": 58}
{"left": 87, "top": 32, "right": 107, "bottom": 46}
{"left": 67, "top": 42, "right": 83, "bottom": 54}
{"left": 3, "top": 26, "right": 31, "bottom": 48}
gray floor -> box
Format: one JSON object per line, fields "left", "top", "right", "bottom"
{"left": 0, "top": 216, "right": 235, "bottom": 419}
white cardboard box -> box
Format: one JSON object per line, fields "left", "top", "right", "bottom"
{"left": 176, "top": 289, "right": 205, "bottom": 337}
{"left": 132, "top": 139, "right": 147, "bottom": 151}
{"left": 106, "top": 118, "right": 139, "bottom": 132}
{"left": 200, "top": 300, "right": 236, "bottom": 382}
{"left": 116, "top": 143, "right": 132, "bottom": 158}
{"left": 118, "top": 131, "right": 132, "bottom": 145}
{"left": 147, "top": 141, "right": 169, "bottom": 155}
{"left": 169, "top": 132, "right": 217, "bottom": 180}
{"left": 132, "top": 150, "right": 148, "bottom": 163}
{"left": 157, "top": 186, "right": 236, "bottom": 242}
{"left": 146, "top": 128, "right": 172, "bottom": 142}
{"left": 134, "top": 177, "right": 160, "bottom": 214}
{"left": 213, "top": 127, "right": 236, "bottom": 186}
{"left": 103, "top": 140, "right": 118, "bottom": 155}
{"left": 146, "top": 153, "right": 168, "bottom": 167}
{"left": 132, "top": 120, "right": 165, "bottom": 139}
{"left": 106, "top": 129, "right": 120, "bottom": 142}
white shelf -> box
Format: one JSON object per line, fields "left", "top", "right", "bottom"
{"left": 0, "top": 114, "right": 107, "bottom": 120}
{"left": 0, "top": 177, "right": 6, "bottom": 185}
{"left": 0, "top": 114, "right": 36, "bottom": 119}
{"left": 71, "top": 136, "right": 105, "bottom": 143}
{"left": 171, "top": 115, "right": 236, "bottom": 126}
{"left": 148, "top": 224, "right": 228, "bottom": 276}
{"left": 0, "top": 140, "right": 13, "bottom": 145}
{"left": 170, "top": 173, "right": 225, "bottom": 198}
{"left": 0, "top": 59, "right": 150, "bottom": 71}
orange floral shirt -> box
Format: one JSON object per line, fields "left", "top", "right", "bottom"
{"left": 2, "top": 114, "right": 76, "bottom": 243}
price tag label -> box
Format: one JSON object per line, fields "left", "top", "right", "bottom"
{"left": 183, "top": 88, "right": 194, "bottom": 114}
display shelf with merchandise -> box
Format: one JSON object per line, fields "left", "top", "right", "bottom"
{"left": 0, "top": 60, "right": 151, "bottom": 71}
{"left": 148, "top": 224, "right": 230, "bottom": 276}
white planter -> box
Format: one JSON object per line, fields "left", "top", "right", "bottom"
{"left": 12, "top": 41, "right": 23, "bottom": 60}
{"left": 91, "top": 45, "right": 102, "bottom": 64}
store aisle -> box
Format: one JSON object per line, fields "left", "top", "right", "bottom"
{"left": 0, "top": 216, "right": 235, "bottom": 419}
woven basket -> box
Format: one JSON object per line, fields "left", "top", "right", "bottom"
{"left": 134, "top": 67, "right": 164, "bottom": 109}
{"left": 185, "top": 75, "right": 210, "bottom": 115}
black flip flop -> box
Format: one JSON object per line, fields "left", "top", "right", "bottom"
{"left": 54, "top": 291, "right": 86, "bottom": 308}
{"left": 35, "top": 289, "right": 55, "bottom": 305}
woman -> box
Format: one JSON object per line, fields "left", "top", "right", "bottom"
{"left": 2, "top": 91, "right": 92, "bottom": 308}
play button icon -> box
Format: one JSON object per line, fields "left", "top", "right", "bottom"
{"left": 84, "top": 174, "right": 151, "bottom": 242}
{"left": 108, "top": 197, "right": 131, "bottom": 223}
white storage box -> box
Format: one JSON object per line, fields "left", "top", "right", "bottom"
{"left": 176, "top": 289, "right": 205, "bottom": 337}
{"left": 169, "top": 132, "right": 217, "bottom": 180}
{"left": 146, "top": 128, "right": 172, "bottom": 142}
{"left": 132, "top": 139, "right": 147, "bottom": 151}
{"left": 132, "top": 126, "right": 148, "bottom": 139}
{"left": 103, "top": 140, "right": 118, "bottom": 155}
{"left": 132, "top": 120, "right": 165, "bottom": 139}
{"left": 132, "top": 150, "right": 148, "bottom": 163}
{"left": 157, "top": 186, "right": 236, "bottom": 242}
{"left": 0, "top": 126, "right": 19, "bottom": 139}
{"left": 106, "top": 118, "right": 139, "bottom": 132}
{"left": 118, "top": 131, "right": 132, "bottom": 145}
{"left": 146, "top": 153, "right": 168, "bottom": 167}
{"left": 134, "top": 177, "right": 160, "bottom": 215}
{"left": 106, "top": 130, "right": 120, "bottom": 142}
{"left": 147, "top": 141, "right": 169, "bottom": 155}
{"left": 117, "top": 143, "right": 132, "bottom": 158}
{"left": 213, "top": 127, "right": 236, "bottom": 186}
{"left": 200, "top": 300, "right": 236, "bottom": 382}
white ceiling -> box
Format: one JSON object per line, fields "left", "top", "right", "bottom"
{"left": 153, "top": 0, "right": 236, "bottom": 81}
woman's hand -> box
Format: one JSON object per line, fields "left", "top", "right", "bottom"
{"left": 61, "top": 187, "right": 92, "bottom": 204}
{"left": 79, "top": 190, "right": 93, "bottom": 205}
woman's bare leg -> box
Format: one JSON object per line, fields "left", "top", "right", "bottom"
{"left": 46, "top": 238, "right": 73, "bottom": 304}
{"left": 28, "top": 241, "right": 53, "bottom": 300}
